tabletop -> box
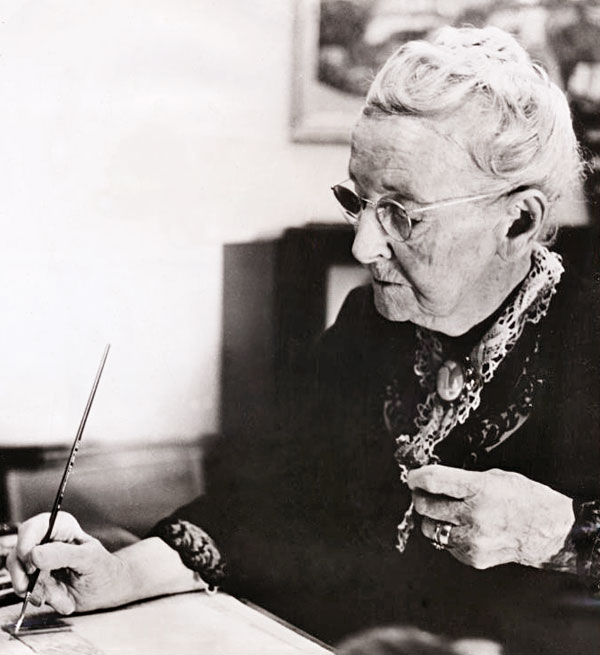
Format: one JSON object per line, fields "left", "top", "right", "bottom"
{"left": 0, "top": 592, "right": 333, "bottom": 655}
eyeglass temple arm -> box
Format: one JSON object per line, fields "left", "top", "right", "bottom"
{"left": 334, "top": 181, "right": 500, "bottom": 214}
{"left": 411, "top": 192, "right": 499, "bottom": 215}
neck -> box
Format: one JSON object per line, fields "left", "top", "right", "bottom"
{"left": 430, "top": 252, "right": 533, "bottom": 337}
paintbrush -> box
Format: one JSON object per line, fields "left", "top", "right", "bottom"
{"left": 12, "top": 344, "right": 111, "bottom": 634}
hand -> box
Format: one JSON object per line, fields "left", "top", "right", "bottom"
{"left": 7, "top": 511, "right": 133, "bottom": 614}
{"left": 407, "top": 465, "right": 574, "bottom": 570}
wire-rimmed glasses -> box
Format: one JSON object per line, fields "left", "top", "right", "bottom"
{"left": 331, "top": 179, "right": 500, "bottom": 242}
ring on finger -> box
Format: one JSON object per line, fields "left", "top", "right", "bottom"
{"left": 432, "top": 521, "right": 453, "bottom": 550}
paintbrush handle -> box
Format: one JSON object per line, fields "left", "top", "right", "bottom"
{"left": 14, "top": 345, "right": 111, "bottom": 633}
{"left": 43, "top": 344, "right": 111, "bottom": 541}
{"left": 23, "top": 569, "right": 41, "bottom": 596}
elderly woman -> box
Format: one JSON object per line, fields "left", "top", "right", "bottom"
{"left": 8, "top": 26, "right": 600, "bottom": 652}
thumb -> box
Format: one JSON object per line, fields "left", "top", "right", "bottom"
{"left": 31, "top": 540, "right": 100, "bottom": 574}
{"left": 47, "top": 511, "right": 92, "bottom": 543}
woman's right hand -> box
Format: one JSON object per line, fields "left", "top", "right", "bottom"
{"left": 7, "top": 511, "right": 134, "bottom": 615}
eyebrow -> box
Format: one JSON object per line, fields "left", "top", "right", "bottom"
{"left": 381, "top": 179, "right": 430, "bottom": 204}
{"left": 348, "top": 167, "right": 430, "bottom": 204}
{"left": 381, "top": 181, "right": 414, "bottom": 197}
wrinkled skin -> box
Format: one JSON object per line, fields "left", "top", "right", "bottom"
{"left": 7, "top": 512, "right": 131, "bottom": 614}
{"left": 349, "top": 113, "right": 532, "bottom": 336}
{"left": 408, "top": 465, "right": 574, "bottom": 569}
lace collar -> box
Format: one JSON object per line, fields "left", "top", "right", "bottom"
{"left": 394, "top": 244, "right": 564, "bottom": 552}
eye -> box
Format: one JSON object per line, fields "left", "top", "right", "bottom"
{"left": 407, "top": 215, "right": 431, "bottom": 236}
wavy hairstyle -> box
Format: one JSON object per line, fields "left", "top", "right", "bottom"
{"left": 363, "top": 26, "right": 585, "bottom": 242}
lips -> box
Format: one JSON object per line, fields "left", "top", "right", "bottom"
{"left": 370, "top": 264, "right": 405, "bottom": 286}
{"left": 372, "top": 274, "right": 405, "bottom": 285}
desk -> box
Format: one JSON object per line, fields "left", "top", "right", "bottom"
{"left": 0, "top": 593, "right": 332, "bottom": 654}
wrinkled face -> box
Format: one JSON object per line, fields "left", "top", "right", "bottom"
{"left": 349, "top": 114, "right": 506, "bottom": 333}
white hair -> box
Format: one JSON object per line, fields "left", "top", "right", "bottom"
{"left": 364, "top": 26, "right": 585, "bottom": 240}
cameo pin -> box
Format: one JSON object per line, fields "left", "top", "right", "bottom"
{"left": 436, "top": 357, "right": 477, "bottom": 402}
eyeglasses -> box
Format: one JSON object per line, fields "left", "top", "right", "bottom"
{"left": 331, "top": 179, "right": 499, "bottom": 242}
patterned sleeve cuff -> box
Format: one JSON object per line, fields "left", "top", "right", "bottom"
{"left": 572, "top": 500, "right": 600, "bottom": 595}
{"left": 150, "top": 518, "right": 226, "bottom": 590}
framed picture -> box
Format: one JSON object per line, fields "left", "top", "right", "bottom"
{"left": 292, "top": 0, "right": 475, "bottom": 143}
{"left": 290, "top": 0, "right": 600, "bottom": 145}
{"left": 291, "top": 0, "right": 365, "bottom": 143}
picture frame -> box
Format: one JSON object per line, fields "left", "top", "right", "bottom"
{"left": 291, "top": 0, "right": 364, "bottom": 144}
{"left": 290, "top": 0, "right": 600, "bottom": 146}
{"left": 291, "top": 0, "right": 461, "bottom": 144}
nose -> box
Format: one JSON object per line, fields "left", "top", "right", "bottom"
{"left": 351, "top": 208, "right": 393, "bottom": 264}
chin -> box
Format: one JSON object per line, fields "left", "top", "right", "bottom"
{"left": 372, "top": 282, "right": 414, "bottom": 323}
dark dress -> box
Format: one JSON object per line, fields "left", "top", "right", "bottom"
{"left": 153, "top": 259, "right": 600, "bottom": 653}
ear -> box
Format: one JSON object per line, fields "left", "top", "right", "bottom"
{"left": 497, "top": 188, "right": 548, "bottom": 261}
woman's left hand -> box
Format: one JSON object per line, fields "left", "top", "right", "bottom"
{"left": 407, "top": 465, "right": 574, "bottom": 569}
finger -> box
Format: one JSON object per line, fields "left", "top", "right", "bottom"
{"left": 421, "top": 517, "right": 437, "bottom": 541}
{"left": 17, "top": 512, "right": 90, "bottom": 563}
{"left": 31, "top": 540, "right": 99, "bottom": 574}
{"left": 421, "top": 517, "right": 460, "bottom": 548}
{"left": 30, "top": 570, "right": 52, "bottom": 607}
{"left": 412, "top": 489, "right": 463, "bottom": 523}
{"left": 407, "top": 465, "right": 483, "bottom": 499}
{"left": 43, "top": 577, "right": 76, "bottom": 615}
{"left": 6, "top": 548, "right": 29, "bottom": 595}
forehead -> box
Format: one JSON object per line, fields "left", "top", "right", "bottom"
{"left": 349, "top": 114, "right": 481, "bottom": 199}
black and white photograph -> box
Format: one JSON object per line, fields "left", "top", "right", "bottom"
{"left": 0, "top": 1, "right": 600, "bottom": 653}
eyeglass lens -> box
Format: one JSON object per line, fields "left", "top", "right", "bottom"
{"left": 332, "top": 185, "right": 363, "bottom": 217}
{"left": 332, "top": 185, "right": 412, "bottom": 241}
{"left": 376, "top": 199, "right": 411, "bottom": 240}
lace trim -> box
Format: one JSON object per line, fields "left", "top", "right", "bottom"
{"left": 394, "top": 244, "right": 564, "bottom": 551}
{"left": 544, "top": 500, "right": 600, "bottom": 595}
{"left": 151, "top": 518, "right": 226, "bottom": 589}
{"left": 572, "top": 500, "right": 600, "bottom": 593}
{"left": 468, "top": 336, "right": 541, "bottom": 458}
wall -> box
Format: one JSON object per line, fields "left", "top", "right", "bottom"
{"left": 0, "top": 0, "right": 349, "bottom": 446}
{"left": 0, "top": 1, "right": 588, "bottom": 447}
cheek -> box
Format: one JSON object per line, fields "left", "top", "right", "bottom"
{"left": 390, "top": 232, "right": 452, "bottom": 287}
{"left": 400, "top": 225, "right": 494, "bottom": 286}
